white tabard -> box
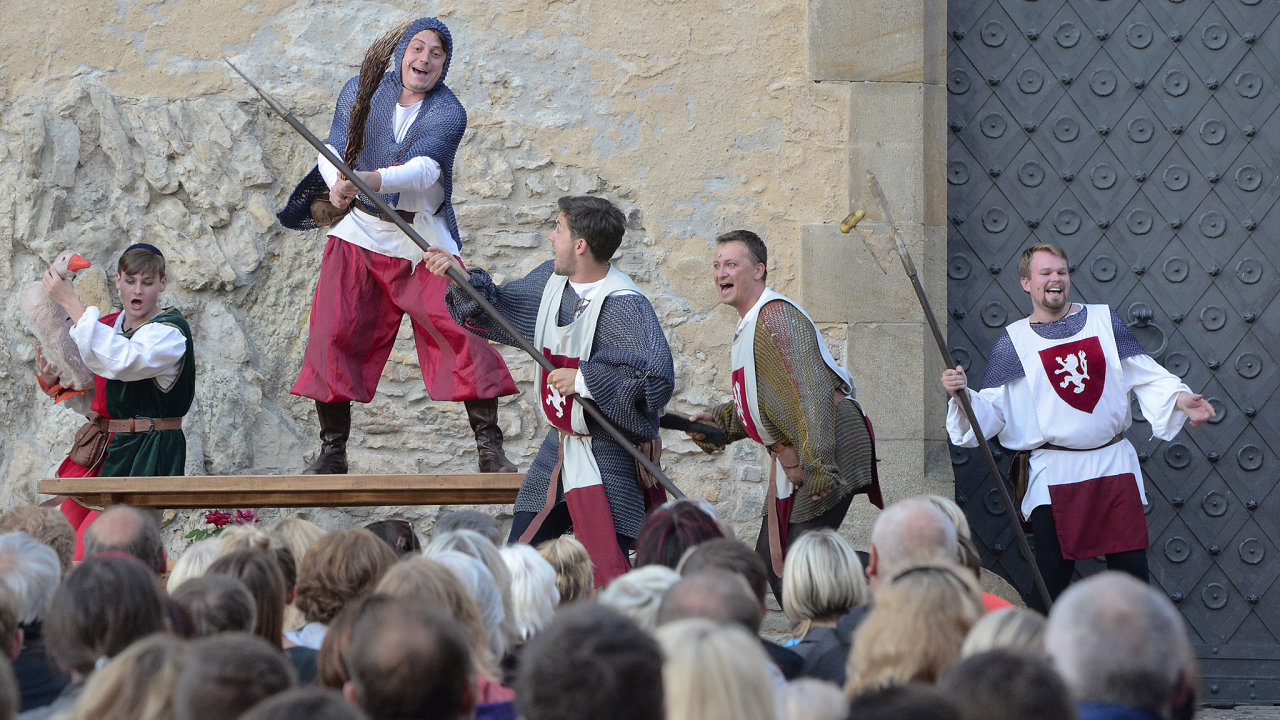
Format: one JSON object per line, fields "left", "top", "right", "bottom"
{"left": 530, "top": 266, "right": 643, "bottom": 583}
{"left": 947, "top": 304, "right": 1192, "bottom": 559}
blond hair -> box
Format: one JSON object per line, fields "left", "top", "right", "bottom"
{"left": 166, "top": 538, "right": 223, "bottom": 594}
{"left": 782, "top": 529, "right": 869, "bottom": 637}
{"left": 961, "top": 607, "right": 1046, "bottom": 658}
{"left": 537, "top": 537, "right": 594, "bottom": 603}
{"left": 845, "top": 563, "right": 984, "bottom": 698}
{"left": 266, "top": 518, "right": 325, "bottom": 631}
{"left": 65, "top": 634, "right": 186, "bottom": 720}
{"left": 656, "top": 618, "right": 775, "bottom": 720}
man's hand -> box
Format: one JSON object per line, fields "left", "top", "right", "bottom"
{"left": 941, "top": 364, "right": 968, "bottom": 398}
{"left": 1177, "top": 392, "right": 1217, "bottom": 427}
{"left": 547, "top": 368, "right": 578, "bottom": 398}
{"left": 328, "top": 170, "right": 379, "bottom": 210}
{"left": 42, "top": 267, "right": 86, "bottom": 322}
{"left": 423, "top": 247, "right": 464, "bottom": 278}
{"left": 34, "top": 344, "right": 60, "bottom": 386}
{"left": 685, "top": 411, "right": 715, "bottom": 442}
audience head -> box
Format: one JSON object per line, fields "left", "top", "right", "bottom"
{"left": 375, "top": 555, "right": 497, "bottom": 678}
{"left": 678, "top": 537, "right": 769, "bottom": 605}
{"left": 658, "top": 569, "right": 763, "bottom": 632}
{"left": 45, "top": 555, "right": 166, "bottom": 676}
{"left": 425, "top": 529, "right": 515, "bottom": 654}
{"left": 1044, "top": 571, "right": 1196, "bottom": 718}
{"left": 781, "top": 529, "right": 869, "bottom": 634}
{"left": 433, "top": 510, "right": 502, "bottom": 546}
{"left": 171, "top": 574, "right": 258, "bottom": 637}
{"left": 776, "top": 678, "right": 848, "bottom": 720}
{"left": 845, "top": 564, "right": 983, "bottom": 697}
{"left": 635, "top": 500, "right": 725, "bottom": 569}
{"left": 207, "top": 549, "right": 287, "bottom": 648}
{"left": 0, "top": 587, "right": 17, "bottom": 661}
{"left": 420, "top": 550, "right": 505, "bottom": 673}
{"left": 217, "top": 527, "right": 298, "bottom": 596}
{"left": 343, "top": 598, "right": 473, "bottom": 720}
{"left": 0, "top": 506, "right": 75, "bottom": 575}
{"left": 847, "top": 683, "right": 960, "bottom": 720}
{"left": 174, "top": 633, "right": 296, "bottom": 720}
{"left": 499, "top": 543, "right": 559, "bottom": 642}
{"left": 64, "top": 633, "right": 187, "bottom": 720}
{"left": 597, "top": 564, "right": 680, "bottom": 630}
{"left": 656, "top": 618, "right": 775, "bottom": 720}
{"left": 317, "top": 594, "right": 393, "bottom": 690}
{"left": 867, "top": 498, "right": 959, "bottom": 587}
{"left": 294, "top": 529, "right": 396, "bottom": 625}
{"left": 516, "top": 603, "right": 663, "bottom": 720}
{"left": 938, "top": 648, "right": 1077, "bottom": 720}
{"left": 83, "top": 505, "right": 166, "bottom": 575}
{"left": 166, "top": 537, "right": 223, "bottom": 594}
{"left": 960, "top": 607, "right": 1046, "bottom": 658}
{"left": 266, "top": 518, "right": 325, "bottom": 631}
{"left": 240, "top": 687, "right": 369, "bottom": 720}
{"left": 0, "top": 532, "right": 61, "bottom": 625}
{"left": 536, "top": 537, "right": 594, "bottom": 603}
{"left": 362, "top": 519, "right": 421, "bottom": 557}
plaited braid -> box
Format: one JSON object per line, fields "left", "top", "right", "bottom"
{"left": 345, "top": 18, "right": 414, "bottom": 167}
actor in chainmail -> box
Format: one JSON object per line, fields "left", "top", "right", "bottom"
{"left": 689, "top": 230, "right": 882, "bottom": 602}
{"left": 425, "top": 196, "right": 674, "bottom": 586}
{"left": 277, "top": 17, "right": 519, "bottom": 475}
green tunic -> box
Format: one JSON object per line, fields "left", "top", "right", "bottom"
{"left": 99, "top": 308, "right": 195, "bottom": 477}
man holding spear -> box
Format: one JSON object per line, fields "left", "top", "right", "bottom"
{"left": 942, "top": 242, "right": 1215, "bottom": 608}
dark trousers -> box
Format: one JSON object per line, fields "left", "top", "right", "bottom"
{"left": 1027, "top": 505, "right": 1149, "bottom": 613}
{"left": 756, "top": 490, "right": 858, "bottom": 605}
{"left": 510, "top": 505, "right": 632, "bottom": 561}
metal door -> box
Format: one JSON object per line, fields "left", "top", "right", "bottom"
{"left": 948, "top": 0, "right": 1280, "bottom": 702}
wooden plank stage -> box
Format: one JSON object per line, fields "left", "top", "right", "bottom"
{"left": 37, "top": 473, "right": 524, "bottom": 509}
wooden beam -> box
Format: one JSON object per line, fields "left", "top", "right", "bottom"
{"left": 37, "top": 473, "right": 523, "bottom": 509}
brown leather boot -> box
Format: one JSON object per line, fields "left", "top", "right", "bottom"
{"left": 464, "top": 398, "right": 517, "bottom": 473}
{"left": 303, "top": 400, "right": 350, "bottom": 474}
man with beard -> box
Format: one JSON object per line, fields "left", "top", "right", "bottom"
{"left": 941, "top": 242, "right": 1215, "bottom": 608}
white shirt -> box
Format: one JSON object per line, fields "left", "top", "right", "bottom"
{"left": 69, "top": 307, "right": 187, "bottom": 390}
{"left": 317, "top": 100, "right": 456, "bottom": 262}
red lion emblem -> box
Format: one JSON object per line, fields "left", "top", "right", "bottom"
{"left": 1037, "top": 336, "right": 1106, "bottom": 413}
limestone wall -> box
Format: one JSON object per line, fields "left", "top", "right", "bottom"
{"left": 0, "top": 0, "right": 948, "bottom": 550}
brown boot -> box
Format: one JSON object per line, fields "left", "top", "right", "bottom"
{"left": 465, "top": 398, "right": 517, "bottom": 473}
{"left": 303, "top": 400, "right": 350, "bottom": 474}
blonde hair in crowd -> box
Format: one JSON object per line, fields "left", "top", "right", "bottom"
{"left": 960, "top": 607, "right": 1046, "bottom": 658}
{"left": 166, "top": 537, "right": 222, "bottom": 594}
{"left": 499, "top": 543, "right": 560, "bottom": 642}
{"left": 776, "top": 678, "right": 849, "bottom": 720}
{"left": 425, "top": 529, "right": 518, "bottom": 653}
{"left": 845, "top": 563, "right": 984, "bottom": 698}
{"left": 781, "top": 529, "right": 869, "bottom": 638}
{"left": 65, "top": 634, "right": 187, "bottom": 720}
{"left": 266, "top": 518, "right": 325, "bottom": 631}
{"left": 537, "top": 536, "right": 594, "bottom": 603}
{"left": 656, "top": 618, "right": 775, "bottom": 720}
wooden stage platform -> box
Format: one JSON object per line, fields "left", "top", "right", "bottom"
{"left": 37, "top": 473, "right": 524, "bottom": 509}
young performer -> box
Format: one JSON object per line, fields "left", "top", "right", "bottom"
{"left": 686, "top": 231, "right": 882, "bottom": 601}
{"left": 279, "top": 16, "right": 518, "bottom": 474}
{"left": 941, "top": 242, "right": 1215, "bottom": 608}
{"left": 424, "top": 196, "right": 674, "bottom": 586}
{"left": 38, "top": 243, "right": 195, "bottom": 557}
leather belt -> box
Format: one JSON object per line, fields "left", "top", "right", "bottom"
{"left": 96, "top": 416, "right": 184, "bottom": 433}
{"left": 357, "top": 202, "right": 416, "bottom": 225}
{"left": 1041, "top": 433, "right": 1124, "bottom": 453}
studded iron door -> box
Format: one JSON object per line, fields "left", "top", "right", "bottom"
{"left": 948, "top": 0, "right": 1280, "bottom": 702}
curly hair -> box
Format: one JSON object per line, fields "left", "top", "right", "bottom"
{"left": 537, "top": 537, "right": 594, "bottom": 603}
{"left": 293, "top": 530, "right": 396, "bottom": 625}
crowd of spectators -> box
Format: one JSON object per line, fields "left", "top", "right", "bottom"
{"left": 0, "top": 497, "right": 1201, "bottom": 720}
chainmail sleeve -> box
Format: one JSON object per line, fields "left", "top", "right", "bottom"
{"left": 578, "top": 293, "right": 675, "bottom": 442}
{"left": 444, "top": 261, "right": 555, "bottom": 347}
{"left": 753, "top": 301, "right": 852, "bottom": 519}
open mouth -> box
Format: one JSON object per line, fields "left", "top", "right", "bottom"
{"left": 719, "top": 282, "right": 734, "bottom": 297}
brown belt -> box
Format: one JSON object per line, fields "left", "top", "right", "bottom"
{"left": 1041, "top": 433, "right": 1124, "bottom": 452}
{"left": 358, "top": 203, "right": 416, "bottom": 225}
{"left": 96, "top": 416, "right": 184, "bottom": 433}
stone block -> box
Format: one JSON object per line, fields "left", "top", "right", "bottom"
{"left": 847, "top": 82, "right": 947, "bottom": 228}
{"left": 808, "top": 0, "right": 946, "bottom": 84}
{"left": 799, "top": 220, "right": 929, "bottom": 324}
{"left": 848, "top": 321, "right": 929, "bottom": 440}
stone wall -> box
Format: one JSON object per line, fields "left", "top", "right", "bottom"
{"left": 0, "top": 0, "right": 949, "bottom": 552}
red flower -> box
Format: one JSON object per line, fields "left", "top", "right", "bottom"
{"left": 205, "top": 510, "right": 232, "bottom": 527}
{"left": 233, "top": 509, "right": 259, "bottom": 525}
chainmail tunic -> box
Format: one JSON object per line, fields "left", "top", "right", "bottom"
{"left": 702, "top": 301, "right": 875, "bottom": 524}
{"left": 446, "top": 261, "right": 675, "bottom": 538}
{"left": 982, "top": 305, "right": 1146, "bottom": 389}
